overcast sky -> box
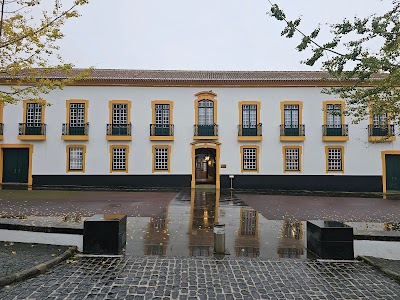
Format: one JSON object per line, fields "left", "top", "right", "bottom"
{"left": 58, "top": 0, "right": 391, "bottom": 71}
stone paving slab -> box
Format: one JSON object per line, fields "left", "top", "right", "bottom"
{"left": 0, "top": 242, "right": 69, "bottom": 278}
{"left": 1, "top": 256, "right": 400, "bottom": 299}
{"left": 360, "top": 256, "right": 400, "bottom": 282}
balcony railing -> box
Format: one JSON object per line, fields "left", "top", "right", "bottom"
{"left": 0, "top": 123, "right": 3, "bottom": 135}
{"left": 107, "top": 123, "right": 132, "bottom": 136}
{"left": 322, "top": 124, "right": 348, "bottom": 136}
{"left": 238, "top": 124, "right": 262, "bottom": 136}
{"left": 194, "top": 124, "right": 218, "bottom": 137}
{"left": 150, "top": 124, "right": 174, "bottom": 136}
{"left": 368, "top": 124, "right": 395, "bottom": 137}
{"left": 19, "top": 123, "right": 46, "bottom": 135}
{"left": 62, "top": 123, "right": 89, "bottom": 136}
{"left": 280, "top": 124, "right": 305, "bottom": 136}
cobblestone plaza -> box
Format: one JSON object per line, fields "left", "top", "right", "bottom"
{"left": 1, "top": 256, "right": 400, "bottom": 299}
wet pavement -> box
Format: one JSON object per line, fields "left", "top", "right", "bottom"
{"left": 0, "top": 242, "right": 68, "bottom": 278}
{"left": 1, "top": 256, "right": 400, "bottom": 299}
{"left": 0, "top": 190, "right": 177, "bottom": 218}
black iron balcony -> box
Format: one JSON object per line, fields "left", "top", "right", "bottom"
{"left": 0, "top": 123, "right": 3, "bottom": 135}
{"left": 194, "top": 124, "right": 218, "bottom": 137}
{"left": 322, "top": 124, "right": 348, "bottom": 136}
{"left": 150, "top": 124, "right": 174, "bottom": 136}
{"left": 280, "top": 124, "right": 305, "bottom": 136}
{"left": 62, "top": 123, "right": 89, "bottom": 136}
{"left": 107, "top": 123, "right": 132, "bottom": 136}
{"left": 19, "top": 123, "right": 46, "bottom": 135}
{"left": 368, "top": 124, "right": 395, "bottom": 137}
{"left": 238, "top": 124, "right": 262, "bottom": 136}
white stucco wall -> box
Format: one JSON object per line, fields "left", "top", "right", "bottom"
{"left": 1, "top": 85, "right": 397, "bottom": 177}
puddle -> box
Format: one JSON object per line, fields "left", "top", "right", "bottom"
{"left": 0, "top": 189, "right": 399, "bottom": 260}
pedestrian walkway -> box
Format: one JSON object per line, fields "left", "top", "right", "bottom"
{"left": 1, "top": 256, "right": 400, "bottom": 299}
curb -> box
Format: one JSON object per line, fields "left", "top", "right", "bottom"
{"left": 357, "top": 256, "right": 400, "bottom": 282}
{"left": 0, "top": 246, "right": 77, "bottom": 288}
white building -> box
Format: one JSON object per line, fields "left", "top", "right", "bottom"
{"left": 0, "top": 69, "right": 398, "bottom": 193}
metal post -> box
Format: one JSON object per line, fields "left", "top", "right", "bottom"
{"left": 213, "top": 223, "right": 226, "bottom": 254}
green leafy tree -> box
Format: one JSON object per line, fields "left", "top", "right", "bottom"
{"left": 0, "top": 0, "right": 90, "bottom": 104}
{"left": 268, "top": 0, "right": 400, "bottom": 126}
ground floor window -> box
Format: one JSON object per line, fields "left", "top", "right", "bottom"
{"left": 153, "top": 145, "right": 171, "bottom": 172}
{"left": 240, "top": 146, "right": 259, "bottom": 172}
{"left": 283, "top": 146, "right": 301, "bottom": 172}
{"left": 67, "top": 145, "right": 86, "bottom": 172}
{"left": 326, "top": 146, "right": 344, "bottom": 172}
{"left": 110, "top": 145, "right": 129, "bottom": 172}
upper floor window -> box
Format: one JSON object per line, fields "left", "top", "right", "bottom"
{"left": 280, "top": 101, "right": 304, "bottom": 140}
{"left": 19, "top": 100, "right": 46, "bottom": 138}
{"left": 198, "top": 100, "right": 214, "bottom": 125}
{"left": 62, "top": 100, "right": 89, "bottom": 139}
{"left": 194, "top": 91, "right": 218, "bottom": 138}
{"left": 150, "top": 100, "right": 174, "bottom": 140}
{"left": 326, "top": 104, "right": 342, "bottom": 127}
{"left": 107, "top": 100, "right": 131, "bottom": 139}
{"left": 322, "top": 101, "right": 348, "bottom": 141}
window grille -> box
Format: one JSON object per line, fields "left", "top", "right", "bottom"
{"left": 328, "top": 148, "right": 342, "bottom": 171}
{"left": 243, "top": 148, "right": 257, "bottom": 170}
{"left": 112, "top": 104, "right": 127, "bottom": 124}
{"left": 373, "top": 113, "right": 387, "bottom": 127}
{"left": 326, "top": 104, "right": 342, "bottom": 126}
{"left": 112, "top": 148, "right": 127, "bottom": 171}
{"left": 155, "top": 148, "right": 169, "bottom": 170}
{"left": 69, "top": 103, "right": 85, "bottom": 126}
{"left": 284, "top": 105, "right": 299, "bottom": 128}
{"left": 198, "top": 100, "right": 214, "bottom": 125}
{"left": 155, "top": 104, "right": 170, "bottom": 125}
{"left": 69, "top": 147, "right": 83, "bottom": 170}
{"left": 285, "top": 148, "right": 300, "bottom": 171}
{"left": 26, "top": 103, "right": 42, "bottom": 125}
{"left": 242, "top": 105, "right": 257, "bottom": 128}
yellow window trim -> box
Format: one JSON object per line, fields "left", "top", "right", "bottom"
{"left": 152, "top": 144, "right": 171, "bottom": 173}
{"left": 66, "top": 99, "right": 89, "bottom": 124}
{"left": 66, "top": 145, "right": 87, "bottom": 173}
{"left": 61, "top": 136, "right": 89, "bottom": 141}
{"left": 280, "top": 136, "right": 306, "bottom": 142}
{"left": 323, "top": 100, "right": 345, "bottom": 126}
{"left": 109, "top": 145, "right": 129, "bottom": 173}
{"left": 22, "top": 99, "right": 46, "bottom": 124}
{"left": 18, "top": 135, "right": 46, "bottom": 141}
{"left": 108, "top": 100, "right": 132, "bottom": 124}
{"left": 280, "top": 101, "right": 303, "bottom": 126}
{"left": 151, "top": 100, "right": 174, "bottom": 124}
{"left": 0, "top": 102, "right": 4, "bottom": 123}
{"left": 381, "top": 150, "right": 400, "bottom": 194}
{"left": 325, "top": 145, "right": 345, "bottom": 173}
{"left": 240, "top": 145, "right": 260, "bottom": 173}
{"left": 0, "top": 144, "right": 34, "bottom": 186}
{"left": 238, "top": 101, "right": 261, "bottom": 126}
{"left": 282, "top": 146, "right": 302, "bottom": 173}
{"left": 194, "top": 91, "right": 218, "bottom": 125}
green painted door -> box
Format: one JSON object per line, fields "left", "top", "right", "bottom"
{"left": 2, "top": 148, "right": 29, "bottom": 184}
{"left": 386, "top": 154, "right": 400, "bottom": 191}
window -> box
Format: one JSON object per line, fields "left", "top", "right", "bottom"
{"left": 19, "top": 100, "right": 46, "bottom": 138}
{"left": 110, "top": 145, "right": 129, "bottom": 173}
{"left": 150, "top": 100, "right": 174, "bottom": 139}
{"left": 283, "top": 146, "right": 301, "bottom": 172}
{"left": 194, "top": 91, "right": 218, "bottom": 137}
{"left": 326, "top": 104, "right": 342, "bottom": 127}
{"left": 152, "top": 145, "right": 171, "bottom": 172}
{"left": 326, "top": 146, "right": 344, "bottom": 172}
{"left": 322, "top": 101, "right": 348, "bottom": 141}
{"left": 107, "top": 100, "right": 131, "bottom": 139}
{"left": 63, "top": 100, "right": 89, "bottom": 139}
{"left": 238, "top": 101, "right": 261, "bottom": 139}
{"left": 66, "top": 145, "right": 86, "bottom": 173}
{"left": 284, "top": 105, "right": 299, "bottom": 128}
{"left": 240, "top": 146, "right": 259, "bottom": 172}
{"left": 280, "top": 101, "right": 304, "bottom": 140}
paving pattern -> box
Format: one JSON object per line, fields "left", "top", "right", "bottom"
{"left": 0, "top": 242, "right": 68, "bottom": 278}
{"left": 1, "top": 256, "right": 400, "bottom": 299}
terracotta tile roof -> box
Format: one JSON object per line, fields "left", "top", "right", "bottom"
{"left": 0, "top": 69, "right": 386, "bottom": 83}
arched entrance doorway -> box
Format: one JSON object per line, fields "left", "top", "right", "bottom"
{"left": 191, "top": 143, "right": 220, "bottom": 189}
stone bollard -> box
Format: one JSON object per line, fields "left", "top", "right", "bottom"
{"left": 213, "top": 223, "right": 226, "bottom": 254}
{"left": 83, "top": 214, "right": 127, "bottom": 255}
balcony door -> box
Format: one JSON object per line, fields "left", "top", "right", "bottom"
{"left": 242, "top": 105, "right": 257, "bottom": 136}
{"left": 284, "top": 105, "right": 299, "bottom": 136}
{"left": 198, "top": 100, "right": 214, "bottom": 136}
{"left": 155, "top": 104, "right": 170, "bottom": 136}
{"left": 25, "top": 103, "right": 42, "bottom": 135}
{"left": 69, "top": 103, "right": 86, "bottom": 135}
{"left": 112, "top": 103, "right": 128, "bottom": 135}
{"left": 373, "top": 113, "right": 388, "bottom": 136}
{"left": 326, "top": 104, "right": 342, "bottom": 136}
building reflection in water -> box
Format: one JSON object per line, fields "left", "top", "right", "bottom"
{"left": 235, "top": 208, "right": 260, "bottom": 258}
{"left": 188, "top": 190, "right": 219, "bottom": 256}
{"left": 144, "top": 207, "right": 169, "bottom": 256}
{"left": 277, "top": 221, "right": 304, "bottom": 258}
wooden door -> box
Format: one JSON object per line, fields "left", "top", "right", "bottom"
{"left": 2, "top": 148, "right": 29, "bottom": 184}
{"left": 386, "top": 154, "right": 400, "bottom": 191}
